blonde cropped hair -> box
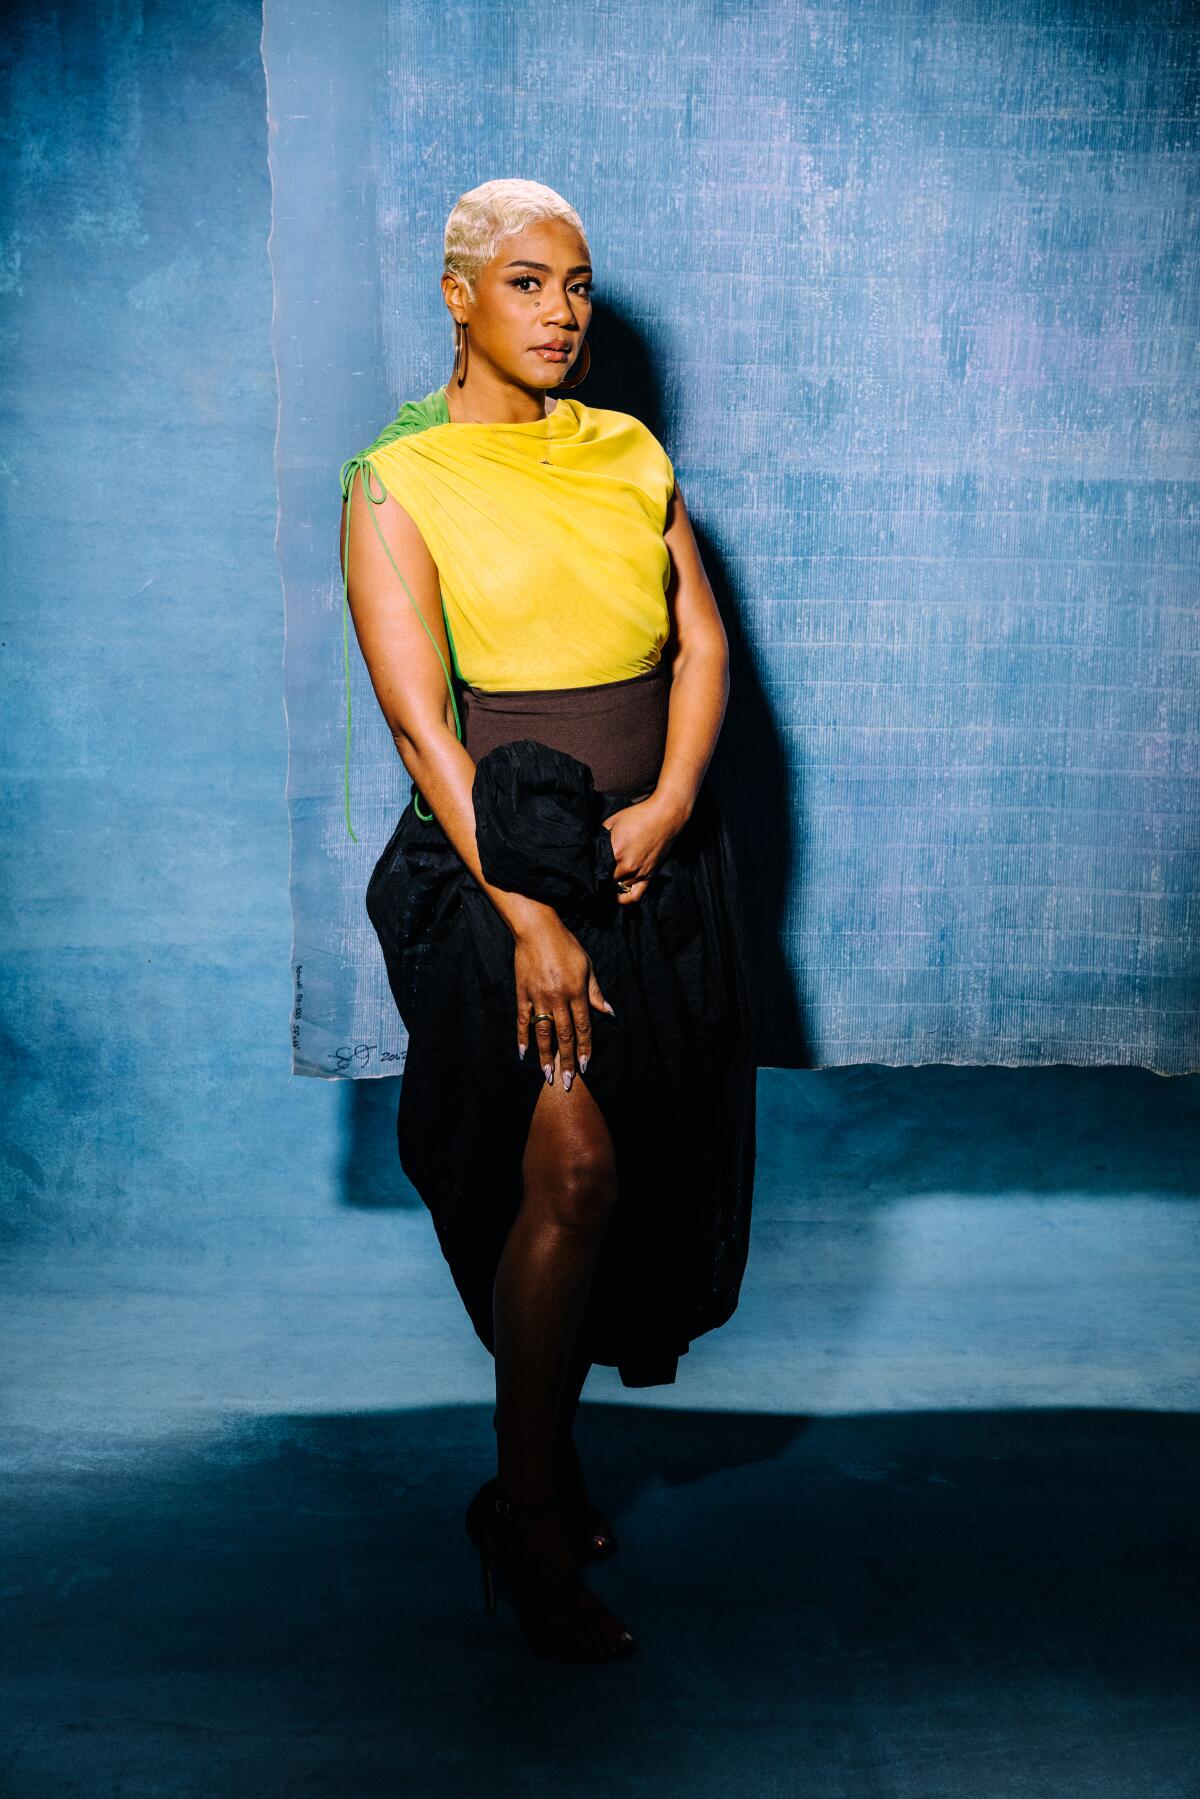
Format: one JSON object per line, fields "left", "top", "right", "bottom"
{"left": 443, "top": 178, "right": 589, "bottom": 304}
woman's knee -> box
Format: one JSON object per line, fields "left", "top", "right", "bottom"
{"left": 531, "top": 1140, "right": 618, "bottom": 1235}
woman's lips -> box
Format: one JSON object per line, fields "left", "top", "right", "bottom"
{"left": 531, "top": 347, "right": 570, "bottom": 362}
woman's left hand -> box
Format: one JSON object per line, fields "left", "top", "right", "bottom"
{"left": 601, "top": 792, "right": 690, "bottom": 905}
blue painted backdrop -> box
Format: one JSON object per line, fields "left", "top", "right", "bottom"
{"left": 0, "top": 0, "right": 1195, "bottom": 1508}
{"left": 0, "top": 1, "right": 318, "bottom": 1256}
{"left": 272, "top": 0, "right": 1200, "bottom": 1077}
{"left": 0, "top": 0, "right": 1194, "bottom": 1266}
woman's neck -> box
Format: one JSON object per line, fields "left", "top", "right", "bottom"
{"left": 442, "top": 380, "right": 558, "bottom": 425}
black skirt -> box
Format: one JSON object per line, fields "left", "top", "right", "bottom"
{"left": 365, "top": 662, "right": 757, "bottom": 1388}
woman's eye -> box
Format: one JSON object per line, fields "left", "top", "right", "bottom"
{"left": 512, "top": 276, "right": 593, "bottom": 298}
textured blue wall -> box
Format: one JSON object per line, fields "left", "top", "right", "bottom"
{"left": 273, "top": 0, "right": 1200, "bottom": 1077}
{"left": 0, "top": 42, "right": 1194, "bottom": 1748}
{"left": 1, "top": 0, "right": 1195, "bottom": 1274}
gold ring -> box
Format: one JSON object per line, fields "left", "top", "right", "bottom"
{"left": 531, "top": 1011, "right": 554, "bottom": 1023}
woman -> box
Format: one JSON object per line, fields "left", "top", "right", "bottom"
{"left": 339, "top": 178, "right": 756, "bottom": 1662}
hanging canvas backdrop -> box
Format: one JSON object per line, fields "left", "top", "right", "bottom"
{"left": 266, "top": 0, "right": 1199, "bottom": 1079}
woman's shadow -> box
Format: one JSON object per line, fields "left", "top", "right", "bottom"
{"left": 587, "top": 304, "right": 810, "bottom": 1069}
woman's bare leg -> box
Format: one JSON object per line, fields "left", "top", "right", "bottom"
{"left": 492, "top": 1047, "right": 617, "bottom": 1505}
{"left": 492, "top": 1338, "right": 592, "bottom": 1457}
{"left": 555, "top": 1339, "right": 593, "bottom": 1446}
{"left": 487, "top": 1051, "right": 636, "bottom": 1655}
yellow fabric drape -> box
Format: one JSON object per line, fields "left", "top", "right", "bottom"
{"left": 339, "top": 387, "right": 675, "bottom": 838}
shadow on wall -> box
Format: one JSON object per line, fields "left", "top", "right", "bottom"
{"left": 572, "top": 302, "right": 810, "bottom": 1066}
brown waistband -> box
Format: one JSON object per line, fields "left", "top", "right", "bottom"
{"left": 462, "top": 660, "right": 669, "bottom": 797}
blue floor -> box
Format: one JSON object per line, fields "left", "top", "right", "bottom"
{"left": 2, "top": 1066, "right": 1197, "bottom": 1795}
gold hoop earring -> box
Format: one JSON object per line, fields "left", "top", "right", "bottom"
{"left": 558, "top": 339, "right": 591, "bottom": 390}
{"left": 454, "top": 320, "right": 469, "bottom": 387}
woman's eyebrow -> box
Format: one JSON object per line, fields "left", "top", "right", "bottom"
{"left": 502, "top": 260, "right": 593, "bottom": 276}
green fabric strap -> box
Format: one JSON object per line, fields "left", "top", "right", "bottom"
{"left": 337, "top": 388, "right": 461, "bottom": 841}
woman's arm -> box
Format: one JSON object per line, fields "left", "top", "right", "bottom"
{"left": 652, "top": 483, "right": 731, "bottom": 827}
{"left": 342, "top": 477, "right": 615, "bottom": 1087}
{"left": 340, "top": 477, "right": 555, "bottom": 945}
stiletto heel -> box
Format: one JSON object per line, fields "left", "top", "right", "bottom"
{"left": 464, "top": 1478, "right": 637, "bottom": 1662}
{"left": 477, "top": 1543, "right": 497, "bottom": 1615}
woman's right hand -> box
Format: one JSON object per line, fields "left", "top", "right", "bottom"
{"left": 514, "top": 915, "right": 615, "bottom": 1090}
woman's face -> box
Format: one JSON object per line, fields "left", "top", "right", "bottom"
{"left": 450, "top": 217, "right": 593, "bottom": 393}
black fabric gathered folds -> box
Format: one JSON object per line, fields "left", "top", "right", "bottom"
{"left": 365, "top": 736, "right": 757, "bottom": 1389}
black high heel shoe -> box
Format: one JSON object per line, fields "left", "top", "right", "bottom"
{"left": 556, "top": 1436, "right": 620, "bottom": 1563}
{"left": 464, "top": 1478, "right": 637, "bottom": 1662}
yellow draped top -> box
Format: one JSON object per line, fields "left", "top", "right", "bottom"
{"left": 338, "top": 384, "right": 676, "bottom": 838}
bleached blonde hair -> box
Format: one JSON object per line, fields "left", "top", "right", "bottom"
{"left": 443, "top": 178, "right": 589, "bottom": 304}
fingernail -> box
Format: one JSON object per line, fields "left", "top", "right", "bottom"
{"left": 543, "top": 1063, "right": 554, "bottom": 1085}
{"left": 562, "top": 1070, "right": 573, "bottom": 1092}
{"left": 603, "top": 1002, "right": 616, "bottom": 1016}
{"left": 518, "top": 1043, "right": 526, "bottom": 1060}
{"left": 579, "top": 1054, "right": 589, "bottom": 1074}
